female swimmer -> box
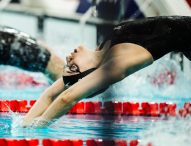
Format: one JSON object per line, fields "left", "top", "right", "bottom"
{"left": 20, "top": 16, "right": 191, "bottom": 127}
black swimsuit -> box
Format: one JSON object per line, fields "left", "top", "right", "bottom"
{"left": 100, "top": 16, "right": 191, "bottom": 60}
{"left": 63, "top": 16, "right": 191, "bottom": 87}
{"left": 0, "top": 16, "right": 190, "bottom": 87}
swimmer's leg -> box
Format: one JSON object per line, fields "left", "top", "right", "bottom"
{"left": 0, "top": 27, "right": 64, "bottom": 80}
{"left": 46, "top": 52, "right": 64, "bottom": 80}
{"left": 38, "top": 42, "right": 64, "bottom": 80}
{"left": 34, "top": 43, "right": 153, "bottom": 126}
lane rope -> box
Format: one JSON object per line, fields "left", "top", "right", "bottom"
{"left": 0, "top": 138, "right": 144, "bottom": 146}
{"left": 0, "top": 100, "right": 190, "bottom": 117}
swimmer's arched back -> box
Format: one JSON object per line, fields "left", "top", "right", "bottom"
{"left": 0, "top": 26, "right": 51, "bottom": 72}
{"left": 107, "top": 16, "right": 191, "bottom": 61}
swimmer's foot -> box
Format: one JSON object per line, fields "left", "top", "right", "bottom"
{"left": 66, "top": 46, "right": 103, "bottom": 73}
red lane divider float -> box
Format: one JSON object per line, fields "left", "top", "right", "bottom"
{"left": 69, "top": 101, "right": 178, "bottom": 117}
{"left": 0, "top": 100, "right": 35, "bottom": 112}
{"left": 0, "top": 100, "right": 190, "bottom": 117}
{"left": 179, "top": 102, "right": 191, "bottom": 117}
{"left": 0, "top": 139, "right": 38, "bottom": 146}
{"left": 43, "top": 139, "right": 83, "bottom": 146}
{"left": 0, "top": 139, "right": 142, "bottom": 146}
{"left": 86, "top": 139, "right": 140, "bottom": 146}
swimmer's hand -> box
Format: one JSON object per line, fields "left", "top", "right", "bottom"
{"left": 21, "top": 118, "right": 33, "bottom": 128}
{"left": 21, "top": 117, "right": 50, "bottom": 128}
{"left": 28, "top": 117, "right": 50, "bottom": 128}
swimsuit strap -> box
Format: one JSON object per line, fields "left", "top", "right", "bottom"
{"left": 63, "top": 68, "right": 96, "bottom": 87}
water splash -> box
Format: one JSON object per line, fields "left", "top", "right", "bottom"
{"left": 0, "top": 65, "right": 51, "bottom": 89}
{"left": 0, "top": 65, "right": 52, "bottom": 99}
{"left": 10, "top": 113, "right": 33, "bottom": 138}
{"left": 139, "top": 117, "right": 191, "bottom": 146}
{"left": 89, "top": 57, "right": 191, "bottom": 103}
{"left": 0, "top": 102, "right": 25, "bottom": 137}
{"left": 1, "top": 102, "right": 24, "bottom": 129}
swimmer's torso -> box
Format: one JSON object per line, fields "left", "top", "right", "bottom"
{"left": 103, "top": 16, "right": 191, "bottom": 60}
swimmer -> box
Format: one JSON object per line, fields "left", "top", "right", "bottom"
{"left": 21, "top": 16, "right": 191, "bottom": 127}
{"left": 0, "top": 26, "right": 64, "bottom": 80}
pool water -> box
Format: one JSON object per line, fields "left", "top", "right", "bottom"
{"left": 0, "top": 111, "right": 190, "bottom": 146}
{"left": 0, "top": 65, "right": 51, "bottom": 99}
{"left": 0, "top": 58, "right": 191, "bottom": 146}
{"left": 0, "top": 113, "right": 161, "bottom": 140}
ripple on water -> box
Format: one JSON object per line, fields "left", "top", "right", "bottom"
{"left": 139, "top": 117, "right": 191, "bottom": 146}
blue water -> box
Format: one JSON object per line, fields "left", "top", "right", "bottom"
{"left": 0, "top": 59, "right": 191, "bottom": 144}
{"left": 0, "top": 113, "right": 161, "bottom": 140}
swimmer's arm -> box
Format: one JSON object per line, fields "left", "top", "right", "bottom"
{"left": 22, "top": 78, "right": 65, "bottom": 126}
{"left": 38, "top": 66, "right": 113, "bottom": 125}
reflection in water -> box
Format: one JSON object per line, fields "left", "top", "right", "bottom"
{"left": 1, "top": 113, "right": 160, "bottom": 140}
{"left": 3, "top": 112, "right": 190, "bottom": 146}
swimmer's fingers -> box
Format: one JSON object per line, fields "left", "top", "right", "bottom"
{"left": 21, "top": 119, "right": 29, "bottom": 128}
{"left": 21, "top": 118, "right": 32, "bottom": 128}
{"left": 29, "top": 117, "right": 50, "bottom": 128}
